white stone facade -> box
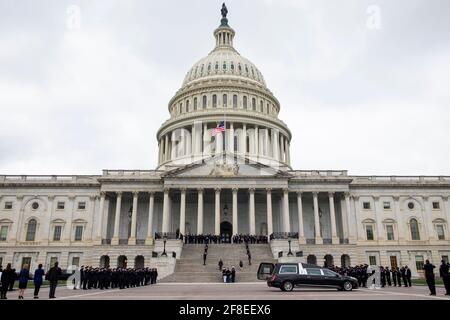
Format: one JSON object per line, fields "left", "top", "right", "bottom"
{"left": 1, "top": 8, "right": 449, "bottom": 278}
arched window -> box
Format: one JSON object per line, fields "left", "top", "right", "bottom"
{"left": 202, "top": 95, "right": 207, "bottom": 109}
{"left": 212, "top": 95, "right": 217, "bottom": 108}
{"left": 26, "top": 219, "right": 37, "bottom": 241}
{"left": 194, "top": 97, "right": 198, "bottom": 111}
{"left": 410, "top": 218, "right": 420, "bottom": 240}
{"left": 186, "top": 100, "right": 190, "bottom": 112}
{"left": 260, "top": 100, "right": 263, "bottom": 112}
{"left": 233, "top": 95, "right": 237, "bottom": 108}
{"left": 223, "top": 94, "right": 227, "bottom": 108}
{"left": 252, "top": 98, "right": 256, "bottom": 111}
{"left": 243, "top": 96, "right": 247, "bottom": 109}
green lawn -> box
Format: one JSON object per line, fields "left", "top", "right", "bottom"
{"left": 12, "top": 280, "right": 61, "bottom": 289}
{"left": 411, "top": 279, "right": 444, "bottom": 286}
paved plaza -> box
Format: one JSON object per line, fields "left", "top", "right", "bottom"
{"left": 11, "top": 282, "right": 450, "bottom": 301}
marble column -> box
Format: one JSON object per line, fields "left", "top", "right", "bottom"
{"left": 313, "top": 192, "right": 322, "bottom": 243}
{"left": 215, "top": 188, "right": 221, "bottom": 235}
{"left": 271, "top": 129, "right": 279, "bottom": 161}
{"left": 328, "top": 192, "right": 339, "bottom": 244}
{"left": 164, "top": 134, "right": 169, "bottom": 161}
{"left": 197, "top": 189, "right": 204, "bottom": 234}
{"left": 162, "top": 189, "right": 170, "bottom": 233}
{"left": 393, "top": 196, "right": 404, "bottom": 241}
{"left": 423, "top": 196, "right": 435, "bottom": 241}
{"left": 344, "top": 193, "right": 355, "bottom": 242}
{"left": 266, "top": 188, "right": 273, "bottom": 237}
{"left": 232, "top": 188, "right": 238, "bottom": 237}
{"left": 129, "top": 191, "right": 139, "bottom": 244}
{"left": 373, "top": 196, "right": 384, "bottom": 241}
{"left": 180, "top": 189, "right": 186, "bottom": 236}
{"left": 282, "top": 189, "right": 290, "bottom": 233}
{"left": 297, "top": 192, "right": 305, "bottom": 244}
{"left": 443, "top": 196, "right": 450, "bottom": 239}
{"left": 191, "top": 124, "right": 196, "bottom": 157}
{"left": 146, "top": 192, "right": 155, "bottom": 244}
{"left": 43, "top": 195, "right": 55, "bottom": 244}
{"left": 242, "top": 124, "right": 247, "bottom": 155}
{"left": 249, "top": 188, "right": 256, "bottom": 235}
{"left": 111, "top": 192, "right": 122, "bottom": 245}
{"left": 96, "top": 192, "right": 106, "bottom": 243}
{"left": 228, "top": 123, "right": 234, "bottom": 153}
{"left": 171, "top": 131, "right": 176, "bottom": 160}
{"left": 254, "top": 125, "right": 259, "bottom": 156}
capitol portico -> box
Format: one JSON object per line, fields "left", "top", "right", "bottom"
{"left": 1, "top": 5, "right": 449, "bottom": 279}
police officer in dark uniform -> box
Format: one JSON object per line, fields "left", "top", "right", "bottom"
{"left": 439, "top": 260, "right": 450, "bottom": 295}
{"left": 385, "top": 267, "right": 391, "bottom": 286}
{"left": 423, "top": 260, "right": 436, "bottom": 295}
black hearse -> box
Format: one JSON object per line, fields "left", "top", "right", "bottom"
{"left": 257, "top": 262, "right": 359, "bottom": 292}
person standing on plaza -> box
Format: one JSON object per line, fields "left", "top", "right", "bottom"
{"left": 0, "top": 263, "right": 13, "bottom": 299}
{"left": 46, "top": 261, "right": 62, "bottom": 299}
{"left": 405, "top": 265, "right": 412, "bottom": 287}
{"left": 423, "top": 260, "right": 436, "bottom": 296}
{"left": 218, "top": 259, "right": 223, "bottom": 270}
{"left": 203, "top": 252, "right": 207, "bottom": 266}
{"left": 439, "top": 260, "right": 450, "bottom": 295}
{"left": 17, "top": 264, "right": 30, "bottom": 299}
{"left": 385, "top": 267, "right": 392, "bottom": 286}
{"left": 33, "top": 264, "right": 45, "bottom": 299}
{"left": 231, "top": 267, "right": 236, "bottom": 283}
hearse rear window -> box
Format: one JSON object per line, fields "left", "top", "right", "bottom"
{"left": 305, "top": 268, "right": 322, "bottom": 276}
{"left": 279, "top": 265, "right": 298, "bottom": 274}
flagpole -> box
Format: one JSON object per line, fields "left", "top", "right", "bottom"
{"left": 224, "top": 97, "right": 227, "bottom": 162}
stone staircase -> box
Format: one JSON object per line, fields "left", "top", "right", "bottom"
{"left": 161, "top": 244, "right": 276, "bottom": 283}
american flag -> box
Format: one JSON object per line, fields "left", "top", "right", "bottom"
{"left": 212, "top": 121, "right": 225, "bottom": 136}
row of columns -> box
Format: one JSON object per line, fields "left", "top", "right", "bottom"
{"left": 160, "top": 188, "right": 343, "bottom": 245}
{"left": 95, "top": 189, "right": 345, "bottom": 245}
{"left": 158, "top": 123, "right": 291, "bottom": 165}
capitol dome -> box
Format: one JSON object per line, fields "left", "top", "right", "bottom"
{"left": 182, "top": 31, "right": 267, "bottom": 88}
{"left": 156, "top": 5, "right": 292, "bottom": 171}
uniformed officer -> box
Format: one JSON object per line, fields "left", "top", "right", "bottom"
{"left": 423, "top": 260, "right": 436, "bottom": 295}
{"left": 439, "top": 260, "right": 450, "bottom": 295}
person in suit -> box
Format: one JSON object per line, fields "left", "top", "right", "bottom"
{"left": 405, "top": 266, "right": 412, "bottom": 287}
{"left": 231, "top": 267, "right": 236, "bottom": 283}
{"left": 17, "top": 264, "right": 31, "bottom": 299}
{"left": 423, "top": 260, "right": 436, "bottom": 295}
{"left": 385, "top": 267, "right": 392, "bottom": 286}
{"left": 46, "top": 261, "right": 62, "bottom": 299}
{"left": 218, "top": 259, "right": 223, "bottom": 270}
{"left": 439, "top": 260, "right": 450, "bottom": 296}
{"left": 396, "top": 267, "right": 402, "bottom": 287}
{"left": 8, "top": 268, "right": 16, "bottom": 291}
{"left": 203, "top": 252, "right": 207, "bottom": 266}
{"left": 0, "top": 263, "right": 13, "bottom": 299}
{"left": 33, "top": 264, "right": 45, "bottom": 299}
{"left": 392, "top": 267, "right": 397, "bottom": 286}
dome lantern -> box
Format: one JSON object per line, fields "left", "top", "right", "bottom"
{"left": 214, "top": 3, "right": 235, "bottom": 49}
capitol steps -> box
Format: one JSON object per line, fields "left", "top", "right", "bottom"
{"left": 161, "top": 244, "right": 276, "bottom": 283}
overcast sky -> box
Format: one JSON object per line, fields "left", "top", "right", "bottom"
{"left": 0, "top": 0, "right": 449, "bottom": 176}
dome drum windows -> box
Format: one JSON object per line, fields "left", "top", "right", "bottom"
{"left": 202, "top": 95, "right": 207, "bottom": 109}
{"left": 252, "top": 98, "right": 256, "bottom": 111}
{"left": 243, "top": 96, "right": 248, "bottom": 109}
{"left": 233, "top": 95, "right": 237, "bottom": 108}
{"left": 212, "top": 95, "right": 217, "bottom": 108}
{"left": 194, "top": 97, "right": 198, "bottom": 111}
{"left": 223, "top": 94, "right": 227, "bottom": 108}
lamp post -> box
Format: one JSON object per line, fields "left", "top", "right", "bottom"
{"left": 162, "top": 236, "right": 167, "bottom": 257}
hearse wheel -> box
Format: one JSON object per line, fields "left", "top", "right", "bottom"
{"left": 282, "top": 281, "right": 294, "bottom": 292}
{"left": 342, "top": 281, "right": 353, "bottom": 291}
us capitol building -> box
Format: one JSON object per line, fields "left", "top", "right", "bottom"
{"left": 1, "top": 5, "right": 449, "bottom": 279}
